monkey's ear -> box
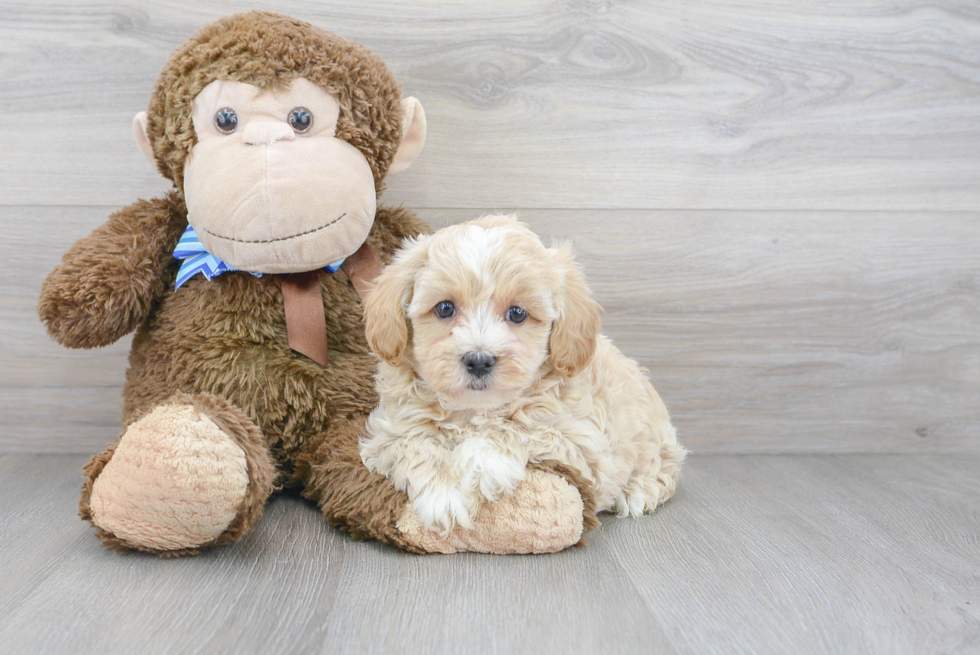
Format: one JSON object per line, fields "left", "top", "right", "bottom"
{"left": 388, "top": 97, "right": 426, "bottom": 175}
{"left": 133, "top": 112, "right": 155, "bottom": 165}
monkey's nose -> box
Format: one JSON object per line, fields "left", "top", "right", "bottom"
{"left": 462, "top": 351, "right": 497, "bottom": 378}
{"left": 241, "top": 121, "right": 296, "bottom": 145}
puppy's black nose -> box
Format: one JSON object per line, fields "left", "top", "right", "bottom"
{"left": 463, "top": 351, "right": 496, "bottom": 378}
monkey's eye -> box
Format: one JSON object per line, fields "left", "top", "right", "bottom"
{"left": 287, "top": 107, "right": 313, "bottom": 134}
{"left": 214, "top": 107, "right": 238, "bottom": 134}
{"left": 434, "top": 301, "right": 456, "bottom": 319}
{"left": 506, "top": 306, "right": 528, "bottom": 324}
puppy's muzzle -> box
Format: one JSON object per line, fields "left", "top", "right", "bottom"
{"left": 462, "top": 351, "right": 496, "bottom": 379}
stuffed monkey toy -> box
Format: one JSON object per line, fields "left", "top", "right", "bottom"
{"left": 38, "top": 11, "right": 597, "bottom": 556}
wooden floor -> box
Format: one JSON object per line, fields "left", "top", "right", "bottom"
{"left": 1, "top": 453, "right": 977, "bottom": 655}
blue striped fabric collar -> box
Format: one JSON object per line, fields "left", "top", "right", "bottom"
{"left": 172, "top": 225, "right": 345, "bottom": 290}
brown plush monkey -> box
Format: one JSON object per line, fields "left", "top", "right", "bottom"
{"left": 38, "top": 11, "right": 596, "bottom": 556}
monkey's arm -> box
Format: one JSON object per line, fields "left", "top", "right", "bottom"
{"left": 296, "top": 416, "right": 599, "bottom": 555}
{"left": 38, "top": 194, "right": 185, "bottom": 349}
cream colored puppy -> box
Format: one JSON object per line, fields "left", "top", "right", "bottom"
{"left": 360, "top": 215, "right": 686, "bottom": 535}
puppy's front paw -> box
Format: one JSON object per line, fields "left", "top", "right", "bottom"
{"left": 455, "top": 439, "right": 526, "bottom": 503}
{"left": 412, "top": 486, "right": 476, "bottom": 535}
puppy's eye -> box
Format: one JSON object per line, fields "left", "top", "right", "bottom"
{"left": 506, "top": 306, "right": 528, "bottom": 324}
{"left": 434, "top": 300, "right": 456, "bottom": 319}
{"left": 287, "top": 107, "right": 313, "bottom": 134}
{"left": 214, "top": 107, "right": 238, "bottom": 134}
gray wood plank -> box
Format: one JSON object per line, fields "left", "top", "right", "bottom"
{"left": 1, "top": 1, "right": 979, "bottom": 210}
{"left": 0, "top": 454, "right": 976, "bottom": 654}
{"left": 5, "top": 205, "right": 978, "bottom": 454}
{"left": 607, "top": 455, "right": 980, "bottom": 654}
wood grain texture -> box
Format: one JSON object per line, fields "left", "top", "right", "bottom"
{"left": 4, "top": 205, "right": 977, "bottom": 454}
{"left": 0, "top": 454, "right": 976, "bottom": 654}
{"left": 0, "top": 1, "right": 979, "bottom": 210}
{"left": 2, "top": 2, "right": 978, "bottom": 454}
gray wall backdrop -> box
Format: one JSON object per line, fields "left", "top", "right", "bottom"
{"left": 1, "top": 0, "right": 978, "bottom": 453}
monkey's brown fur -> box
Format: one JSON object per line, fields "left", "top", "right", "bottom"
{"left": 39, "top": 12, "right": 595, "bottom": 555}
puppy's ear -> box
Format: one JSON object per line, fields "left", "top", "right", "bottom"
{"left": 363, "top": 238, "right": 428, "bottom": 365}
{"left": 550, "top": 243, "right": 601, "bottom": 376}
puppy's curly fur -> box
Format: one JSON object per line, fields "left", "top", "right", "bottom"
{"left": 360, "top": 215, "right": 687, "bottom": 534}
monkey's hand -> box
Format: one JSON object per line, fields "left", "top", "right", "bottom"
{"left": 38, "top": 194, "right": 185, "bottom": 349}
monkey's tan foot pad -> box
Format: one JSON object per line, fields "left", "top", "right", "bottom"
{"left": 397, "top": 469, "right": 586, "bottom": 554}
{"left": 88, "top": 404, "right": 251, "bottom": 552}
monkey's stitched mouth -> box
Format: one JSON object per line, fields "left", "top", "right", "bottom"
{"left": 201, "top": 212, "right": 347, "bottom": 244}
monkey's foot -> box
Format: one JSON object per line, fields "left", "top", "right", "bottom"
{"left": 81, "top": 394, "right": 276, "bottom": 555}
{"left": 397, "top": 463, "right": 599, "bottom": 554}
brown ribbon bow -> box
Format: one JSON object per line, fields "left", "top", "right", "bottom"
{"left": 279, "top": 242, "right": 383, "bottom": 366}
